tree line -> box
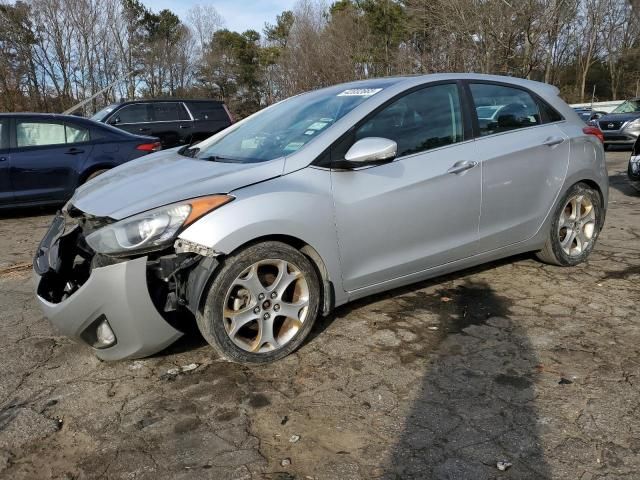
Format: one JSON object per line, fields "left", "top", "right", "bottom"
{"left": 1, "top": 0, "right": 638, "bottom": 118}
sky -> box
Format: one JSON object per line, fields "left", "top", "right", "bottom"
{"left": 143, "top": 0, "right": 298, "bottom": 34}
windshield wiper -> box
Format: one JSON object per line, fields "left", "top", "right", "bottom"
{"left": 201, "top": 155, "right": 245, "bottom": 163}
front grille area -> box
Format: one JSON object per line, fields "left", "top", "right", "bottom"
{"left": 599, "top": 120, "right": 624, "bottom": 130}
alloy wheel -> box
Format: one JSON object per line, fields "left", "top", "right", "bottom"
{"left": 558, "top": 194, "right": 596, "bottom": 257}
{"left": 222, "top": 259, "right": 310, "bottom": 353}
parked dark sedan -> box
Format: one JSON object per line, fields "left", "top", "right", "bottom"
{"left": 0, "top": 113, "right": 160, "bottom": 209}
{"left": 596, "top": 98, "right": 640, "bottom": 150}
{"left": 90, "top": 99, "right": 234, "bottom": 148}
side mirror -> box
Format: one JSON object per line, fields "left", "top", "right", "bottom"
{"left": 109, "top": 116, "right": 120, "bottom": 125}
{"left": 343, "top": 137, "right": 397, "bottom": 166}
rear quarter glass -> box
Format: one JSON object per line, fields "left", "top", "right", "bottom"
{"left": 186, "top": 103, "right": 229, "bottom": 122}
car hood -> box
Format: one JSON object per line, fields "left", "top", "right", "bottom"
{"left": 71, "top": 148, "right": 285, "bottom": 219}
{"left": 599, "top": 112, "right": 640, "bottom": 123}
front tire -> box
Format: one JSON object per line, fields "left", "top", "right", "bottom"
{"left": 196, "top": 241, "right": 321, "bottom": 364}
{"left": 536, "top": 183, "right": 602, "bottom": 266}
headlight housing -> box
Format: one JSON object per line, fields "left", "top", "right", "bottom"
{"left": 85, "top": 195, "right": 233, "bottom": 256}
{"left": 624, "top": 118, "right": 640, "bottom": 131}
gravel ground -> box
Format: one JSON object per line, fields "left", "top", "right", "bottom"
{"left": 0, "top": 151, "right": 638, "bottom": 480}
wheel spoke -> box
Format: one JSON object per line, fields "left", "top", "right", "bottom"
{"left": 235, "top": 264, "right": 263, "bottom": 297}
{"left": 559, "top": 209, "right": 569, "bottom": 229}
{"left": 583, "top": 207, "right": 595, "bottom": 223}
{"left": 573, "top": 195, "right": 583, "bottom": 220}
{"left": 252, "top": 318, "right": 278, "bottom": 352}
{"left": 577, "top": 227, "right": 590, "bottom": 250}
{"left": 268, "top": 260, "right": 301, "bottom": 295}
{"left": 225, "top": 305, "right": 258, "bottom": 337}
{"left": 561, "top": 228, "right": 576, "bottom": 253}
{"left": 277, "top": 299, "right": 309, "bottom": 322}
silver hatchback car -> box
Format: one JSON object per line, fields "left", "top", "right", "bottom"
{"left": 34, "top": 74, "right": 608, "bottom": 364}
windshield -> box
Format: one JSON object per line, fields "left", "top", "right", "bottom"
{"left": 190, "top": 86, "right": 384, "bottom": 163}
{"left": 612, "top": 100, "right": 640, "bottom": 114}
{"left": 91, "top": 104, "right": 118, "bottom": 122}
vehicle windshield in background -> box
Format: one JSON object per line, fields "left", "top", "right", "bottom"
{"left": 190, "top": 87, "right": 383, "bottom": 163}
{"left": 612, "top": 100, "right": 640, "bottom": 114}
{"left": 91, "top": 104, "right": 117, "bottom": 122}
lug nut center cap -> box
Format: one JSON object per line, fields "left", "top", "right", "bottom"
{"left": 262, "top": 300, "right": 271, "bottom": 310}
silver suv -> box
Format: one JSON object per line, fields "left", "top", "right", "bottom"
{"left": 596, "top": 97, "right": 640, "bottom": 150}
{"left": 34, "top": 74, "right": 608, "bottom": 364}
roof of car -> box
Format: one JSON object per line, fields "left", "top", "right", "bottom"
{"left": 0, "top": 112, "right": 98, "bottom": 123}
{"left": 316, "top": 73, "right": 561, "bottom": 99}
{"left": 114, "top": 99, "right": 225, "bottom": 105}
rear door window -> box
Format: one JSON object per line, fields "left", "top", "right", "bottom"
{"left": 469, "top": 83, "right": 541, "bottom": 136}
{"left": 16, "top": 121, "right": 91, "bottom": 147}
{"left": 151, "top": 102, "right": 188, "bottom": 122}
{"left": 65, "top": 124, "right": 90, "bottom": 143}
{"left": 115, "top": 104, "right": 151, "bottom": 124}
{"left": 17, "top": 122, "right": 66, "bottom": 147}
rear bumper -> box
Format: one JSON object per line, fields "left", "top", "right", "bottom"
{"left": 34, "top": 213, "right": 183, "bottom": 361}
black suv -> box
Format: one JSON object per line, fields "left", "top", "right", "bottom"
{"left": 91, "top": 100, "right": 234, "bottom": 148}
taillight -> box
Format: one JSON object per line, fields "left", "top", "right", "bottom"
{"left": 583, "top": 126, "right": 604, "bottom": 144}
{"left": 136, "top": 141, "right": 161, "bottom": 152}
{"left": 222, "top": 104, "right": 235, "bottom": 124}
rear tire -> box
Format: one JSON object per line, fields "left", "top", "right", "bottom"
{"left": 196, "top": 241, "right": 320, "bottom": 364}
{"left": 536, "top": 183, "right": 602, "bottom": 266}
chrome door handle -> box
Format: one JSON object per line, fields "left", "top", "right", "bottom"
{"left": 447, "top": 161, "right": 478, "bottom": 175}
{"left": 0, "top": 157, "right": 7, "bottom": 162}
{"left": 543, "top": 136, "right": 565, "bottom": 147}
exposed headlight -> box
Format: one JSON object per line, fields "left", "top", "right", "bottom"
{"left": 85, "top": 195, "right": 233, "bottom": 256}
{"left": 624, "top": 119, "right": 640, "bottom": 130}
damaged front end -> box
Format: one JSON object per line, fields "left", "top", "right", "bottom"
{"left": 34, "top": 206, "right": 220, "bottom": 361}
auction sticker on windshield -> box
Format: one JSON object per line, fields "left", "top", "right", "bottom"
{"left": 337, "top": 88, "right": 383, "bottom": 97}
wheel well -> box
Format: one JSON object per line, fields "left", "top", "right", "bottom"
{"left": 79, "top": 164, "right": 113, "bottom": 184}
{"left": 226, "top": 234, "right": 335, "bottom": 316}
{"left": 577, "top": 179, "right": 604, "bottom": 207}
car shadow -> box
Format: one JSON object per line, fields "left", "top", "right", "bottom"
{"left": 307, "top": 253, "right": 532, "bottom": 345}
{"left": 308, "top": 255, "right": 552, "bottom": 478}
{"left": 380, "top": 280, "right": 551, "bottom": 478}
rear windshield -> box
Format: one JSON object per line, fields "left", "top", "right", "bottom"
{"left": 91, "top": 104, "right": 118, "bottom": 122}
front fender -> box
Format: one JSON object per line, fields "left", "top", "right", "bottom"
{"left": 178, "top": 167, "right": 347, "bottom": 306}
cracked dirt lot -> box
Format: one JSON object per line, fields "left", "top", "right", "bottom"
{"left": 0, "top": 151, "right": 639, "bottom": 480}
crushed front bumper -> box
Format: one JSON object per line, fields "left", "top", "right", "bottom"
{"left": 34, "top": 214, "right": 183, "bottom": 361}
